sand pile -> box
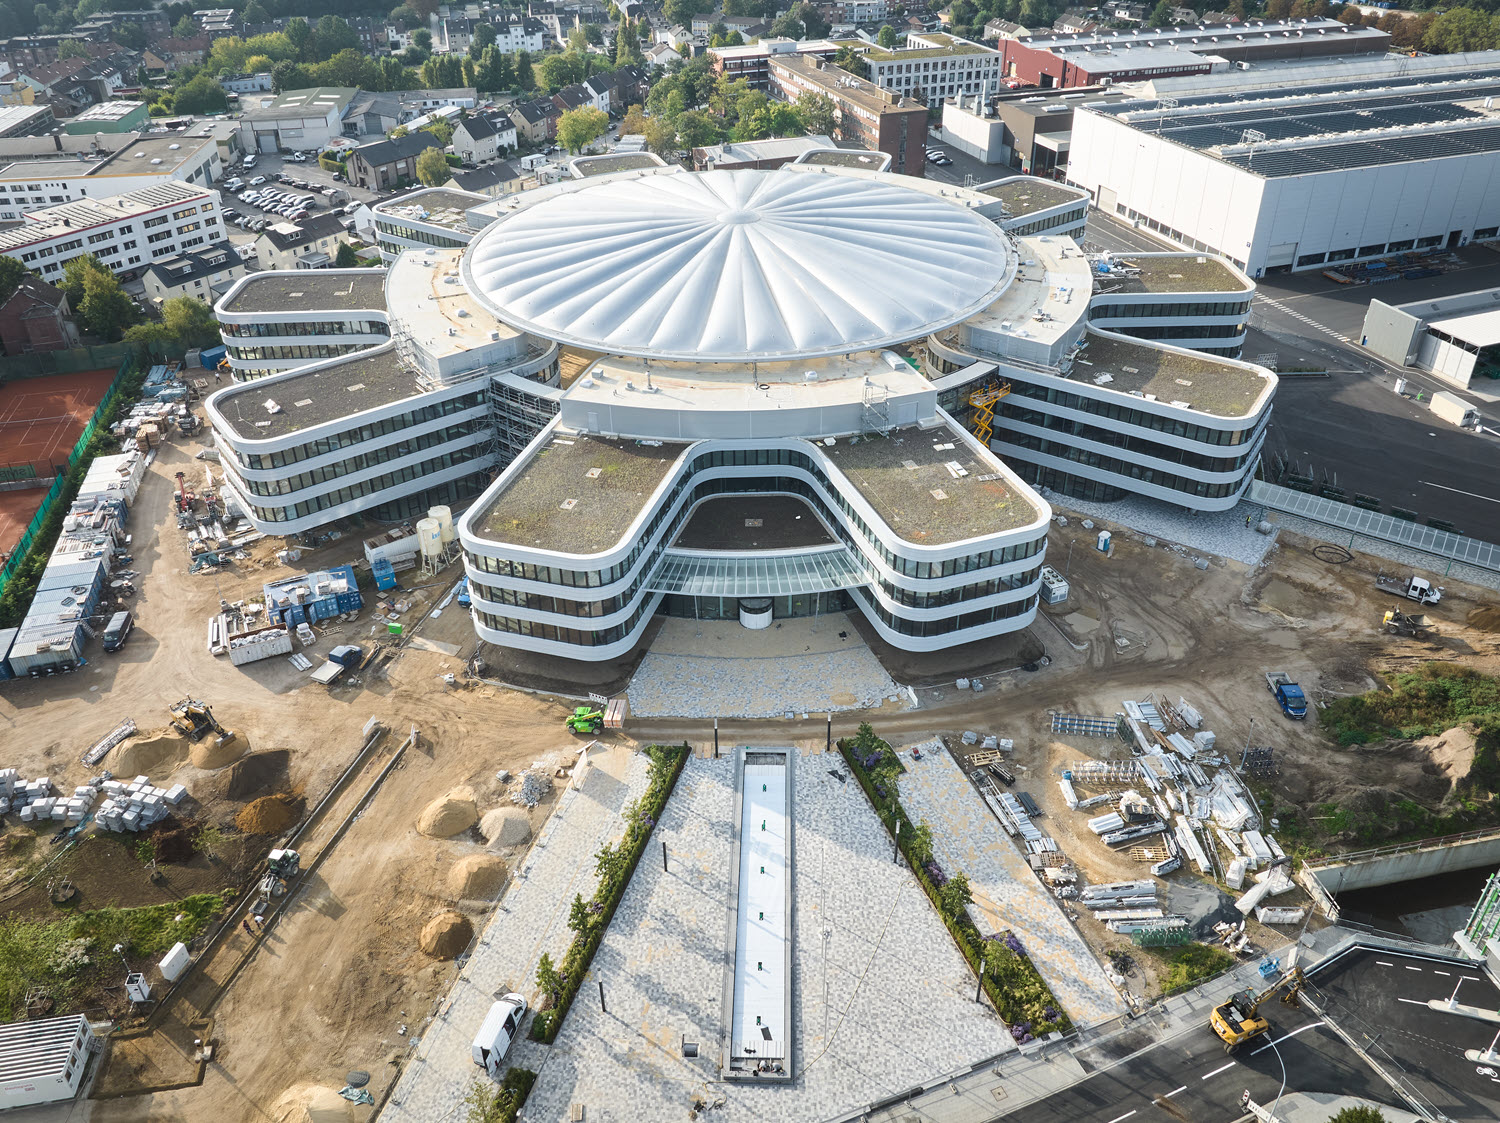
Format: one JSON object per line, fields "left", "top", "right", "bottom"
{"left": 416, "top": 786, "right": 478, "bottom": 838}
{"left": 418, "top": 910, "right": 474, "bottom": 959}
{"left": 109, "top": 730, "right": 188, "bottom": 776}
{"left": 190, "top": 731, "right": 246, "bottom": 770}
{"left": 480, "top": 806, "right": 531, "bottom": 848}
{"left": 1468, "top": 604, "right": 1500, "bottom": 633}
{"left": 1418, "top": 726, "right": 1479, "bottom": 792}
{"left": 272, "top": 1084, "right": 355, "bottom": 1123}
{"left": 217, "top": 749, "right": 290, "bottom": 801}
{"left": 236, "top": 793, "right": 303, "bottom": 835}
{"left": 448, "top": 853, "right": 508, "bottom": 900}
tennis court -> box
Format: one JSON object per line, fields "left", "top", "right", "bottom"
{"left": 0, "top": 368, "right": 117, "bottom": 560}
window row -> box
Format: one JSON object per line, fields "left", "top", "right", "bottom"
{"left": 1091, "top": 300, "right": 1250, "bottom": 319}
{"left": 235, "top": 418, "right": 489, "bottom": 496}
{"left": 221, "top": 319, "right": 390, "bottom": 338}
{"left": 1298, "top": 237, "right": 1445, "bottom": 269}
{"left": 1104, "top": 322, "right": 1246, "bottom": 341}
{"left": 233, "top": 389, "right": 487, "bottom": 469}
{"left": 999, "top": 402, "right": 1258, "bottom": 474}
{"left": 1008, "top": 208, "right": 1085, "bottom": 236}
{"left": 244, "top": 446, "right": 491, "bottom": 522}
{"left": 476, "top": 595, "right": 657, "bottom": 649}
{"left": 226, "top": 341, "right": 379, "bottom": 362}
{"left": 374, "top": 220, "right": 468, "bottom": 249}
{"left": 852, "top": 584, "right": 1035, "bottom": 638}
{"left": 999, "top": 431, "right": 1246, "bottom": 499}
{"left": 991, "top": 374, "right": 1262, "bottom": 446}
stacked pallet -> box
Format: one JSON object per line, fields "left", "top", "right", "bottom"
{"left": 95, "top": 775, "right": 187, "bottom": 833}
{"left": 3, "top": 772, "right": 96, "bottom": 823}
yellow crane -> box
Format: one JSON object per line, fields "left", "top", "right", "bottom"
{"left": 1209, "top": 966, "right": 1306, "bottom": 1053}
{"left": 967, "top": 381, "right": 1011, "bottom": 444}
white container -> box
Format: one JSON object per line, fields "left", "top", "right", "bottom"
{"left": 416, "top": 518, "right": 443, "bottom": 561}
{"left": 428, "top": 505, "right": 456, "bottom": 546}
{"left": 159, "top": 941, "right": 191, "bottom": 981}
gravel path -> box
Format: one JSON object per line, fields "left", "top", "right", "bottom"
{"left": 1043, "top": 491, "right": 1275, "bottom": 567}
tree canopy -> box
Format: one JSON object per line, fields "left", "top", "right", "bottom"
{"left": 414, "top": 145, "right": 450, "bottom": 187}
{"left": 557, "top": 105, "right": 609, "bottom": 153}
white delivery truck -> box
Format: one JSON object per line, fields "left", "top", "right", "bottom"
{"left": 471, "top": 993, "right": 528, "bottom": 1079}
{"left": 1430, "top": 390, "right": 1481, "bottom": 430}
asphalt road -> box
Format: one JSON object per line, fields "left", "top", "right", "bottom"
{"left": 997, "top": 1001, "right": 1385, "bottom": 1123}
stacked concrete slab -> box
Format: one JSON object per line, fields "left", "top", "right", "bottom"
{"left": 2, "top": 771, "right": 94, "bottom": 823}
{"left": 94, "top": 775, "right": 187, "bottom": 833}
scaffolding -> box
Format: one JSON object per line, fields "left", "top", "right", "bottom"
{"left": 861, "top": 377, "right": 891, "bottom": 438}
{"left": 966, "top": 380, "right": 1011, "bottom": 444}
{"left": 1464, "top": 870, "right": 1500, "bottom": 945}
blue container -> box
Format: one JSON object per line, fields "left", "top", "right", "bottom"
{"left": 372, "top": 558, "right": 397, "bottom": 590}
{"left": 200, "top": 345, "right": 228, "bottom": 368}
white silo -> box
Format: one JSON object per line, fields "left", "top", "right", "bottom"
{"left": 428, "top": 505, "right": 456, "bottom": 547}
{"left": 417, "top": 517, "right": 444, "bottom": 573}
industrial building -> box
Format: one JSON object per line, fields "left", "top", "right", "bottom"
{"left": 0, "top": 182, "right": 223, "bottom": 286}
{"left": 1067, "top": 71, "right": 1500, "bottom": 277}
{"left": 206, "top": 163, "right": 1274, "bottom": 665}
{"left": 1362, "top": 286, "right": 1500, "bottom": 391}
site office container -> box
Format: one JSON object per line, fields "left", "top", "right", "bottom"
{"left": 0, "top": 627, "right": 18, "bottom": 681}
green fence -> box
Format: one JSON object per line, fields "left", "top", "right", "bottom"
{"left": 0, "top": 353, "right": 135, "bottom": 603}
{"left": 0, "top": 342, "right": 138, "bottom": 384}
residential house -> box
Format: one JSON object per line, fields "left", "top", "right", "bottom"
{"left": 645, "top": 42, "right": 683, "bottom": 67}
{"left": 985, "top": 19, "right": 1036, "bottom": 40}
{"left": 254, "top": 212, "right": 347, "bottom": 271}
{"left": 148, "top": 35, "right": 211, "bottom": 68}
{"left": 348, "top": 17, "right": 391, "bottom": 54}
{"left": 19, "top": 57, "right": 126, "bottom": 111}
{"left": 343, "top": 90, "right": 403, "bottom": 137}
{"left": 0, "top": 275, "right": 79, "bottom": 355}
{"left": 192, "top": 9, "right": 241, "bottom": 39}
{"left": 493, "top": 14, "right": 548, "bottom": 53}
{"left": 344, "top": 132, "right": 444, "bottom": 190}
{"left": 578, "top": 77, "right": 613, "bottom": 114}
{"left": 447, "top": 161, "right": 522, "bottom": 197}
{"left": 452, "top": 114, "right": 516, "bottom": 164}
{"left": 220, "top": 72, "right": 273, "bottom": 94}
{"left": 439, "top": 16, "right": 481, "bottom": 54}
{"left": 397, "top": 89, "right": 478, "bottom": 121}
{"left": 691, "top": 14, "right": 770, "bottom": 35}
{"left": 509, "top": 97, "right": 560, "bottom": 143}
{"left": 141, "top": 241, "right": 244, "bottom": 305}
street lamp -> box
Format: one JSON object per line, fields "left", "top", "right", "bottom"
{"left": 1266, "top": 1034, "right": 1289, "bottom": 1123}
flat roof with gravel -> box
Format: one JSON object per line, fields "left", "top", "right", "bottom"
{"left": 213, "top": 347, "right": 418, "bottom": 439}
{"left": 218, "top": 271, "right": 388, "bottom": 315}
{"left": 798, "top": 149, "right": 887, "bottom": 169}
{"left": 573, "top": 152, "right": 664, "bottom": 176}
{"left": 981, "top": 178, "right": 1085, "bottom": 216}
{"left": 1094, "top": 254, "right": 1248, "bottom": 295}
{"left": 1072, "top": 332, "right": 1270, "bottom": 418}
{"left": 476, "top": 433, "right": 683, "bottom": 553}
{"left": 823, "top": 423, "right": 1042, "bottom": 544}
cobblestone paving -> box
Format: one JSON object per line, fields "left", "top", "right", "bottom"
{"left": 628, "top": 617, "right": 900, "bottom": 718}
{"left": 381, "top": 748, "right": 648, "bottom": 1123}
{"left": 523, "top": 751, "right": 1013, "bottom": 1123}
{"left": 896, "top": 742, "right": 1126, "bottom": 1028}
{"left": 1047, "top": 493, "right": 1276, "bottom": 567}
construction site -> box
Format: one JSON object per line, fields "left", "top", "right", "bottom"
{"left": 0, "top": 406, "right": 1498, "bottom": 1123}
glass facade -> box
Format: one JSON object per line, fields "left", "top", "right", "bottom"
{"left": 221, "top": 319, "right": 390, "bottom": 338}
{"left": 232, "top": 418, "right": 490, "bottom": 497}
{"left": 233, "top": 389, "right": 487, "bottom": 470}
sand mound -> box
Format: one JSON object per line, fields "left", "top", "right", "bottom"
{"left": 189, "top": 731, "right": 246, "bottom": 771}
{"left": 271, "top": 1084, "right": 355, "bottom": 1123}
{"left": 109, "top": 730, "right": 189, "bottom": 777}
{"left": 419, "top": 909, "right": 474, "bottom": 959}
{"left": 448, "top": 853, "right": 508, "bottom": 900}
{"left": 1418, "top": 726, "right": 1479, "bottom": 791}
{"left": 236, "top": 793, "right": 303, "bottom": 835}
{"left": 480, "top": 806, "right": 531, "bottom": 848}
{"left": 416, "top": 786, "right": 478, "bottom": 838}
{"left": 1468, "top": 604, "right": 1500, "bottom": 633}
{"left": 217, "top": 749, "right": 290, "bottom": 801}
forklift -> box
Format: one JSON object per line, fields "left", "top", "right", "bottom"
{"left": 565, "top": 706, "right": 604, "bottom": 735}
{"left": 168, "top": 698, "right": 234, "bottom": 743}
{"left": 1209, "top": 966, "right": 1306, "bottom": 1053}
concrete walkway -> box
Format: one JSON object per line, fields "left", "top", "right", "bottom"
{"left": 381, "top": 747, "right": 647, "bottom": 1123}
{"left": 896, "top": 742, "right": 1125, "bottom": 1028}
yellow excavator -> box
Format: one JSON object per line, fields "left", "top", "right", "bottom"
{"left": 1209, "top": 966, "right": 1306, "bottom": 1053}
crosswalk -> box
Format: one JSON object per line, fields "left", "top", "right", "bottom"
{"left": 1255, "top": 294, "right": 1353, "bottom": 344}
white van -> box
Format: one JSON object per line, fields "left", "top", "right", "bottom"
{"left": 471, "top": 993, "right": 527, "bottom": 1079}
{"left": 223, "top": 176, "right": 244, "bottom": 192}
{"left": 243, "top": 154, "right": 258, "bottom": 168}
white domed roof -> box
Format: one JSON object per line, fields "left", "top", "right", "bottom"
{"left": 461, "top": 169, "right": 1012, "bottom": 362}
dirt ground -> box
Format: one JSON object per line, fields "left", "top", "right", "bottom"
{"left": 5, "top": 428, "right": 1500, "bottom": 1120}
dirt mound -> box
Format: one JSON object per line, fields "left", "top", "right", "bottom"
{"left": 1417, "top": 726, "right": 1479, "bottom": 792}
{"left": 236, "top": 793, "right": 304, "bottom": 835}
{"left": 416, "top": 786, "right": 478, "bottom": 838}
{"left": 1468, "top": 604, "right": 1500, "bottom": 633}
{"left": 447, "top": 854, "right": 508, "bottom": 900}
{"left": 189, "top": 730, "right": 246, "bottom": 770}
{"left": 217, "top": 750, "right": 290, "bottom": 801}
{"left": 418, "top": 909, "right": 474, "bottom": 959}
{"left": 109, "top": 729, "right": 188, "bottom": 777}
{"left": 480, "top": 806, "right": 531, "bottom": 848}
{"left": 147, "top": 816, "right": 199, "bottom": 863}
{"left": 271, "top": 1084, "right": 354, "bottom": 1123}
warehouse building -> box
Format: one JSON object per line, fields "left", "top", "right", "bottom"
{"left": 1067, "top": 71, "right": 1500, "bottom": 277}
{"left": 1362, "top": 286, "right": 1500, "bottom": 392}
{"left": 207, "top": 163, "right": 1274, "bottom": 665}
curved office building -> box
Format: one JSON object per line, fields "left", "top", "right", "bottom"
{"left": 205, "top": 159, "right": 1275, "bottom": 662}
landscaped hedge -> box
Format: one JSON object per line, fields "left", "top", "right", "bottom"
{"left": 839, "top": 723, "right": 1071, "bottom": 1039}
{"left": 529, "top": 743, "right": 689, "bottom": 1043}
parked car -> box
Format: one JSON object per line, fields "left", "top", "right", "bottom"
{"left": 342, "top": 201, "right": 361, "bottom": 215}
{"left": 321, "top": 186, "right": 338, "bottom": 196}
{"left": 249, "top": 175, "right": 266, "bottom": 186}
{"left": 277, "top": 171, "right": 294, "bottom": 183}
{"left": 223, "top": 208, "right": 240, "bottom": 219}
{"left": 223, "top": 176, "right": 244, "bottom": 192}
{"left": 288, "top": 151, "right": 308, "bottom": 162}
{"left": 471, "top": 995, "right": 527, "bottom": 1079}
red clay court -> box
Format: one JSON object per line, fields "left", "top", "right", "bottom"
{"left": 0, "top": 367, "right": 117, "bottom": 562}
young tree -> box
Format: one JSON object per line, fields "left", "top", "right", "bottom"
{"left": 173, "top": 74, "right": 228, "bottom": 115}
{"left": 514, "top": 49, "right": 534, "bottom": 91}
{"left": 619, "top": 102, "right": 647, "bottom": 136}
{"left": 173, "top": 13, "right": 198, "bottom": 37}
{"left": 535, "top": 952, "right": 562, "bottom": 1001}
{"left": 334, "top": 241, "right": 361, "bottom": 268}
{"left": 414, "top": 145, "right": 450, "bottom": 186}
{"left": 567, "top": 893, "right": 592, "bottom": 933}
{"left": 285, "top": 16, "right": 311, "bottom": 57}
{"left": 557, "top": 105, "right": 608, "bottom": 152}
{"left": 423, "top": 117, "right": 455, "bottom": 146}
{"left": 939, "top": 871, "right": 973, "bottom": 919}
{"left": 876, "top": 23, "right": 898, "bottom": 47}
{"left": 568, "top": 25, "right": 591, "bottom": 51}
{"left": 411, "top": 27, "right": 433, "bottom": 51}
{"left": 797, "top": 91, "right": 837, "bottom": 136}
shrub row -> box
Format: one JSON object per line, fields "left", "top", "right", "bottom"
{"left": 839, "top": 723, "right": 1071, "bottom": 1038}
{"left": 529, "top": 744, "right": 689, "bottom": 1043}
{"left": 463, "top": 1067, "right": 535, "bottom": 1123}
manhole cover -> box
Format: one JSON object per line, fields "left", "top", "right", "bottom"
{"left": 345, "top": 1070, "right": 370, "bottom": 1088}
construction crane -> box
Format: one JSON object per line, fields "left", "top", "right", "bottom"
{"left": 1209, "top": 966, "right": 1306, "bottom": 1052}
{"left": 168, "top": 698, "right": 234, "bottom": 743}
{"left": 967, "top": 381, "right": 1011, "bottom": 444}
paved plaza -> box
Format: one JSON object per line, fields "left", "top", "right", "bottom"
{"left": 897, "top": 743, "right": 1126, "bottom": 1028}
{"left": 627, "top": 615, "right": 902, "bottom": 718}
{"left": 381, "top": 747, "right": 648, "bottom": 1123}
{"left": 523, "top": 749, "right": 1014, "bottom": 1123}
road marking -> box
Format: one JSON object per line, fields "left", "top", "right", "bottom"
{"left": 1421, "top": 481, "right": 1500, "bottom": 505}
{"left": 1435, "top": 971, "right": 1451, "bottom": 977}
{"left": 1104, "top": 1112, "right": 1137, "bottom": 1123}
{"left": 1163, "top": 1086, "right": 1187, "bottom": 1097}
{"left": 1406, "top": 966, "right": 1424, "bottom": 971}
{"left": 1377, "top": 961, "right": 1395, "bottom": 967}
{"left": 1202, "top": 1062, "right": 1236, "bottom": 1080}
{"left": 1251, "top": 1021, "right": 1326, "bottom": 1054}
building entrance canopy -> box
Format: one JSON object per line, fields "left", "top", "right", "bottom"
{"left": 649, "top": 546, "right": 867, "bottom": 597}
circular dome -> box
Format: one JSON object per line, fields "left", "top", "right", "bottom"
{"left": 461, "top": 169, "right": 1012, "bottom": 362}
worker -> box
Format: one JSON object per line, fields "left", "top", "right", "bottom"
{"left": 252, "top": 914, "right": 265, "bottom": 934}
{"left": 241, "top": 919, "right": 253, "bottom": 936}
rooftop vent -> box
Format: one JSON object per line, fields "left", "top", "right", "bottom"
{"left": 586, "top": 467, "right": 602, "bottom": 478}
{"left": 294, "top": 398, "right": 313, "bottom": 407}
{"left": 559, "top": 498, "right": 578, "bottom": 510}
{"left": 346, "top": 382, "right": 366, "bottom": 391}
